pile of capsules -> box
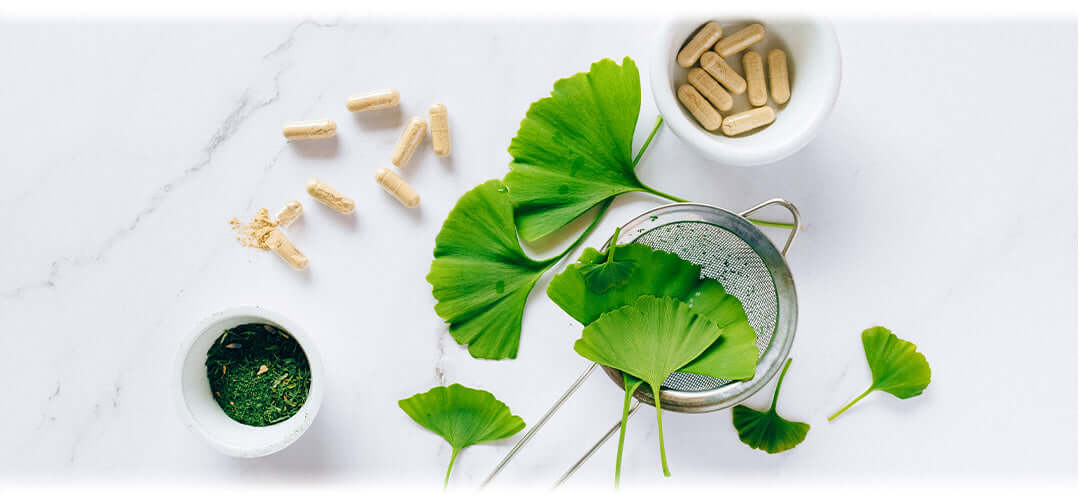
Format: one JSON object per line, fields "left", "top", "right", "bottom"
{"left": 676, "top": 22, "right": 790, "bottom": 136}
{"left": 261, "top": 90, "right": 449, "bottom": 270}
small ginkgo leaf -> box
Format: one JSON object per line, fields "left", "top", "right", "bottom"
{"left": 427, "top": 179, "right": 556, "bottom": 360}
{"left": 575, "top": 296, "right": 729, "bottom": 477}
{"left": 399, "top": 384, "right": 526, "bottom": 488}
{"left": 732, "top": 358, "right": 810, "bottom": 454}
{"left": 578, "top": 227, "right": 637, "bottom": 294}
{"left": 828, "top": 326, "right": 932, "bottom": 421}
{"left": 504, "top": 57, "right": 669, "bottom": 241}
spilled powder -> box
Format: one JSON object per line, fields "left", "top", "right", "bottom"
{"left": 229, "top": 208, "right": 280, "bottom": 250}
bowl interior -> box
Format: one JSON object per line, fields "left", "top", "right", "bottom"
{"left": 656, "top": 18, "right": 839, "bottom": 165}
{"left": 178, "top": 308, "right": 323, "bottom": 457}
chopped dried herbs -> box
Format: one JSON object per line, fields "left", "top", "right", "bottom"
{"left": 205, "top": 323, "right": 311, "bottom": 426}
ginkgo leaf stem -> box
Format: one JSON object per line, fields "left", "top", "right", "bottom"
{"left": 654, "top": 387, "right": 671, "bottom": 477}
{"left": 632, "top": 116, "right": 664, "bottom": 168}
{"left": 550, "top": 198, "right": 615, "bottom": 264}
{"left": 444, "top": 447, "right": 461, "bottom": 489}
{"left": 614, "top": 381, "right": 634, "bottom": 488}
{"left": 770, "top": 358, "right": 794, "bottom": 413}
{"left": 828, "top": 386, "right": 874, "bottom": 422}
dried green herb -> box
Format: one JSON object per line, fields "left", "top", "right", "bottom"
{"left": 205, "top": 323, "right": 311, "bottom": 426}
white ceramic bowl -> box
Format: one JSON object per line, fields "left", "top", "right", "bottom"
{"left": 651, "top": 17, "right": 841, "bottom": 167}
{"left": 176, "top": 306, "right": 325, "bottom": 457}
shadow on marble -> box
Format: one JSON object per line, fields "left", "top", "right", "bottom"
{"left": 288, "top": 135, "right": 341, "bottom": 159}
{"left": 352, "top": 107, "right": 404, "bottom": 131}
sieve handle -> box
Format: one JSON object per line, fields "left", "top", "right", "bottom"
{"left": 739, "top": 198, "right": 801, "bottom": 256}
{"left": 481, "top": 362, "right": 598, "bottom": 487}
{"left": 553, "top": 399, "right": 642, "bottom": 488}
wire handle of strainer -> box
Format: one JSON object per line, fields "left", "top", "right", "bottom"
{"left": 481, "top": 198, "right": 801, "bottom": 489}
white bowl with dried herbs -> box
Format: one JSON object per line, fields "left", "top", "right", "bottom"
{"left": 176, "top": 306, "right": 325, "bottom": 457}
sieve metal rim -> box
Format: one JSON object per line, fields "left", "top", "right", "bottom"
{"left": 598, "top": 201, "right": 799, "bottom": 414}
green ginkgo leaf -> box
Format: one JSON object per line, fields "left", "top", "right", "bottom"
{"left": 578, "top": 227, "right": 637, "bottom": 294}
{"left": 575, "top": 296, "right": 747, "bottom": 477}
{"left": 504, "top": 57, "right": 682, "bottom": 241}
{"left": 732, "top": 358, "right": 810, "bottom": 454}
{"left": 828, "top": 326, "right": 932, "bottom": 421}
{"left": 427, "top": 180, "right": 557, "bottom": 360}
{"left": 399, "top": 384, "right": 526, "bottom": 488}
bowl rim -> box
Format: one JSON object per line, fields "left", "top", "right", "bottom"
{"left": 174, "top": 305, "right": 325, "bottom": 457}
{"left": 650, "top": 17, "right": 841, "bottom": 167}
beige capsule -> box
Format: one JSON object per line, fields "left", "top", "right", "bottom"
{"left": 743, "top": 51, "right": 767, "bottom": 107}
{"left": 768, "top": 49, "right": 791, "bottom": 105}
{"left": 700, "top": 52, "right": 747, "bottom": 95}
{"left": 429, "top": 104, "right": 450, "bottom": 157}
{"left": 346, "top": 89, "right": 400, "bottom": 112}
{"left": 677, "top": 84, "right": 722, "bottom": 131}
{"left": 721, "top": 106, "right": 776, "bottom": 136}
{"left": 676, "top": 21, "right": 723, "bottom": 68}
{"left": 714, "top": 23, "right": 765, "bottom": 57}
{"left": 265, "top": 228, "right": 308, "bottom": 271}
{"left": 687, "top": 67, "right": 733, "bottom": 112}
{"left": 375, "top": 168, "right": 420, "bottom": 208}
{"left": 306, "top": 178, "right": 356, "bottom": 214}
{"left": 391, "top": 117, "right": 428, "bottom": 168}
{"left": 282, "top": 120, "right": 337, "bottom": 141}
{"left": 275, "top": 200, "right": 302, "bottom": 227}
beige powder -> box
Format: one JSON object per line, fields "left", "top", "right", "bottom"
{"left": 229, "top": 208, "right": 280, "bottom": 250}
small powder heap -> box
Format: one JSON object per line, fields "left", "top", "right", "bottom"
{"left": 229, "top": 208, "right": 280, "bottom": 250}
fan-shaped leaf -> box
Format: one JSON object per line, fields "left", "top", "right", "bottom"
{"left": 399, "top": 384, "right": 526, "bottom": 487}
{"left": 732, "top": 359, "right": 810, "bottom": 454}
{"left": 828, "top": 326, "right": 932, "bottom": 421}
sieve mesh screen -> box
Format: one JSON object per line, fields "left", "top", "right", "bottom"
{"left": 632, "top": 222, "right": 778, "bottom": 392}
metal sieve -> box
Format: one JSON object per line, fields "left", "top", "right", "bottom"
{"left": 483, "top": 199, "right": 800, "bottom": 487}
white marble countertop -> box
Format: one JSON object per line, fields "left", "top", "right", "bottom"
{"left": 0, "top": 19, "right": 1075, "bottom": 488}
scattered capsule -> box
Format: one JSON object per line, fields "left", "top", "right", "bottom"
{"left": 375, "top": 168, "right": 420, "bottom": 208}
{"left": 677, "top": 84, "right": 722, "bottom": 131}
{"left": 306, "top": 178, "right": 355, "bottom": 214}
{"left": 391, "top": 117, "right": 428, "bottom": 168}
{"left": 700, "top": 52, "right": 746, "bottom": 95}
{"left": 714, "top": 23, "right": 765, "bottom": 57}
{"left": 429, "top": 103, "right": 451, "bottom": 157}
{"left": 346, "top": 89, "right": 400, "bottom": 112}
{"left": 265, "top": 228, "right": 308, "bottom": 270}
{"left": 677, "top": 21, "right": 723, "bottom": 68}
{"left": 275, "top": 200, "right": 302, "bottom": 227}
{"left": 768, "top": 49, "right": 791, "bottom": 105}
{"left": 721, "top": 106, "right": 776, "bottom": 136}
{"left": 742, "top": 51, "right": 767, "bottom": 107}
{"left": 282, "top": 120, "right": 336, "bottom": 141}
{"left": 687, "top": 67, "right": 733, "bottom": 112}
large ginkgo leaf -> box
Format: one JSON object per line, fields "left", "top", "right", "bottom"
{"left": 399, "top": 384, "right": 526, "bottom": 487}
{"left": 427, "top": 179, "right": 554, "bottom": 360}
{"left": 504, "top": 57, "right": 654, "bottom": 241}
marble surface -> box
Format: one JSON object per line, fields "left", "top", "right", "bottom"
{"left": 0, "top": 20, "right": 1075, "bottom": 487}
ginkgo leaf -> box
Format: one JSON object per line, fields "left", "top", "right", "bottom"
{"left": 828, "top": 326, "right": 932, "bottom": 421}
{"left": 504, "top": 57, "right": 677, "bottom": 241}
{"left": 427, "top": 179, "right": 556, "bottom": 360}
{"left": 399, "top": 383, "right": 526, "bottom": 487}
{"left": 732, "top": 358, "right": 810, "bottom": 454}
{"left": 575, "top": 296, "right": 734, "bottom": 477}
{"left": 578, "top": 227, "right": 637, "bottom": 294}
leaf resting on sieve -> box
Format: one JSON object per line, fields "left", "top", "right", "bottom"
{"left": 732, "top": 358, "right": 810, "bottom": 454}
{"left": 574, "top": 296, "right": 757, "bottom": 478}
{"left": 578, "top": 227, "right": 637, "bottom": 294}
{"left": 828, "top": 326, "right": 932, "bottom": 421}
{"left": 398, "top": 383, "right": 525, "bottom": 488}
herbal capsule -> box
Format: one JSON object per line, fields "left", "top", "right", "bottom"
{"left": 768, "top": 49, "right": 791, "bottom": 105}
{"left": 275, "top": 200, "right": 302, "bottom": 227}
{"left": 306, "top": 178, "right": 356, "bottom": 214}
{"left": 676, "top": 21, "right": 723, "bottom": 68}
{"left": 677, "top": 84, "right": 722, "bottom": 131}
{"left": 714, "top": 23, "right": 765, "bottom": 57}
{"left": 429, "top": 103, "right": 451, "bottom": 157}
{"left": 282, "top": 120, "right": 337, "bottom": 141}
{"left": 265, "top": 228, "right": 308, "bottom": 271}
{"left": 375, "top": 168, "right": 420, "bottom": 208}
{"left": 346, "top": 89, "right": 400, "bottom": 112}
{"left": 721, "top": 106, "right": 776, "bottom": 136}
{"left": 700, "top": 52, "right": 747, "bottom": 95}
{"left": 391, "top": 117, "right": 428, "bottom": 168}
{"left": 742, "top": 51, "right": 767, "bottom": 107}
{"left": 687, "top": 68, "right": 733, "bottom": 112}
